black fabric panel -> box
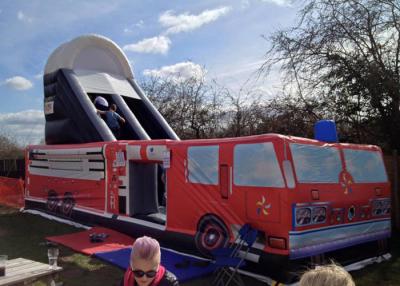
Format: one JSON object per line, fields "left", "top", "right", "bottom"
{"left": 110, "top": 94, "right": 149, "bottom": 140}
{"left": 45, "top": 119, "right": 74, "bottom": 143}
{"left": 118, "top": 196, "right": 126, "bottom": 214}
{"left": 44, "top": 83, "right": 57, "bottom": 96}
{"left": 62, "top": 69, "right": 115, "bottom": 142}
{"left": 124, "top": 97, "right": 170, "bottom": 139}
{"left": 129, "top": 162, "right": 159, "bottom": 215}
{"left": 44, "top": 69, "right": 115, "bottom": 144}
{"left": 43, "top": 72, "right": 58, "bottom": 85}
{"left": 128, "top": 79, "right": 179, "bottom": 140}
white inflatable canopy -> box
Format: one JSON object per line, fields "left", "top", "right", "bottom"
{"left": 44, "top": 34, "right": 138, "bottom": 98}
{"left": 45, "top": 34, "right": 133, "bottom": 78}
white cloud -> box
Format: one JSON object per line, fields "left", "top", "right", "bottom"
{"left": 2, "top": 76, "right": 33, "bottom": 91}
{"left": 217, "top": 60, "right": 265, "bottom": 78}
{"left": 123, "top": 36, "right": 171, "bottom": 54}
{"left": 159, "top": 6, "right": 231, "bottom": 35}
{"left": 208, "top": 58, "right": 284, "bottom": 96}
{"left": 124, "top": 20, "right": 145, "bottom": 33}
{"left": 260, "top": 0, "right": 292, "bottom": 7}
{"left": 143, "top": 61, "right": 206, "bottom": 82}
{"left": 17, "top": 11, "right": 33, "bottom": 23}
{"left": 0, "top": 110, "right": 44, "bottom": 145}
{"left": 135, "top": 20, "right": 144, "bottom": 28}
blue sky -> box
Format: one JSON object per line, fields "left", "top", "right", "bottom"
{"left": 0, "top": 0, "right": 297, "bottom": 144}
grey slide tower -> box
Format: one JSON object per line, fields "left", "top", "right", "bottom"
{"left": 43, "top": 34, "right": 179, "bottom": 144}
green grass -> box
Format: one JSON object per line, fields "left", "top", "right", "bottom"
{"left": 351, "top": 229, "right": 400, "bottom": 286}
{"left": 0, "top": 205, "right": 398, "bottom": 285}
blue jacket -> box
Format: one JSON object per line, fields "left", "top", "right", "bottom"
{"left": 105, "top": 111, "right": 123, "bottom": 129}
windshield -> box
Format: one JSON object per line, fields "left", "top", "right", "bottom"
{"left": 343, "top": 149, "right": 388, "bottom": 183}
{"left": 290, "top": 143, "right": 342, "bottom": 183}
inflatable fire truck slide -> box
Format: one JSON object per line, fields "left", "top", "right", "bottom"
{"left": 7, "top": 35, "right": 392, "bottom": 283}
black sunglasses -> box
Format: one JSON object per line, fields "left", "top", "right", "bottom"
{"left": 132, "top": 269, "right": 158, "bottom": 278}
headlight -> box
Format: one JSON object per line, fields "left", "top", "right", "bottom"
{"left": 295, "top": 208, "right": 311, "bottom": 226}
{"left": 312, "top": 207, "right": 327, "bottom": 224}
{"left": 372, "top": 198, "right": 391, "bottom": 216}
{"left": 372, "top": 200, "right": 383, "bottom": 216}
{"left": 381, "top": 199, "right": 391, "bottom": 215}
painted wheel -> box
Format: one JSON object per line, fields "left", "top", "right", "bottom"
{"left": 61, "top": 192, "right": 75, "bottom": 217}
{"left": 46, "top": 190, "right": 59, "bottom": 212}
{"left": 195, "top": 215, "right": 229, "bottom": 257}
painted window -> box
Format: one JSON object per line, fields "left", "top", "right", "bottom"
{"left": 234, "top": 143, "right": 284, "bottom": 187}
{"left": 188, "top": 145, "right": 219, "bottom": 185}
{"left": 344, "top": 149, "right": 388, "bottom": 183}
{"left": 290, "top": 143, "right": 342, "bottom": 183}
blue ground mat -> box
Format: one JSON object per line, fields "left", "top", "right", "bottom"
{"left": 94, "top": 247, "right": 217, "bottom": 282}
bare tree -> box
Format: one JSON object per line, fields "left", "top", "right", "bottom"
{"left": 262, "top": 0, "right": 400, "bottom": 150}
{"left": 141, "top": 76, "right": 226, "bottom": 139}
{"left": 222, "top": 89, "right": 268, "bottom": 137}
{"left": 0, "top": 134, "right": 24, "bottom": 159}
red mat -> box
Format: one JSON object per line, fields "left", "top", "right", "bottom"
{"left": 46, "top": 227, "right": 135, "bottom": 255}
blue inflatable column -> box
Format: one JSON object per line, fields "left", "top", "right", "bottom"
{"left": 314, "top": 120, "right": 338, "bottom": 143}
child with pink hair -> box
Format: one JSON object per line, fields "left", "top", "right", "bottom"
{"left": 122, "top": 236, "right": 179, "bottom": 286}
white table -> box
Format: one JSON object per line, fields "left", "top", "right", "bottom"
{"left": 0, "top": 258, "right": 62, "bottom": 286}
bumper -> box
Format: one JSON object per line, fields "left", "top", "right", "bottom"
{"left": 289, "top": 219, "right": 391, "bottom": 259}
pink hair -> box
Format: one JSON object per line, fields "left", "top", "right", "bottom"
{"left": 131, "top": 236, "right": 160, "bottom": 261}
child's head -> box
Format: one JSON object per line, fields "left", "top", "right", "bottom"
{"left": 299, "top": 263, "right": 355, "bottom": 286}
{"left": 110, "top": 103, "right": 117, "bottom": 111}
{"left": 130, "top": 236, "right": 161, "bottom": 286}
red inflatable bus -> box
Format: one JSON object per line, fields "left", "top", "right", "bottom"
{"left": 24, "top": 134, "right": 391, "bottom": 282}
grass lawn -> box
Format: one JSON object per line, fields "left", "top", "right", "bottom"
{"left": 0, "top": 205, "right": 398, "bottom": 285}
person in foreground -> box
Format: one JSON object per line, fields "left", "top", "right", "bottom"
{"left": 299, "top": 263, "right": 355, "bottom": 286}
{"left": 122, "top": 236, "right": 179, "bottom": 286}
